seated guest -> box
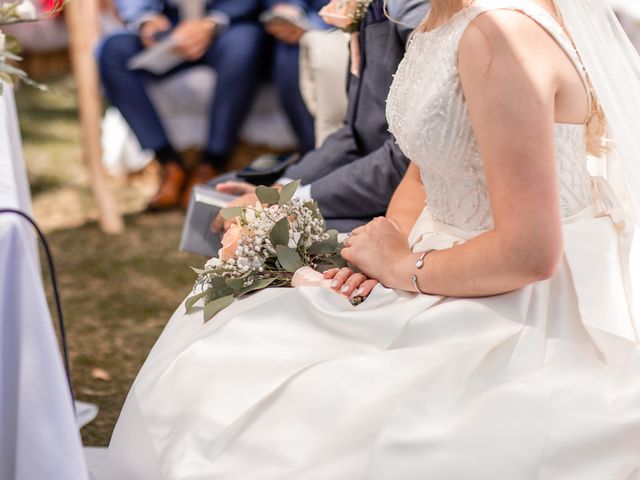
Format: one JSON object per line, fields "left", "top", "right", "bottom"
{"left": 212, "top": 0, "right": 430, "bottom": 233}
{"left": 98, "top": 0, "right": 264, "bottom": 211}
{"left": 261, "top": 0, "right": 331, "bottom": 155}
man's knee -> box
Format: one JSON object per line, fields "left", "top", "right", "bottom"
{"left": 208, "top": 23, "right": 264, "bottom": 72}
{"left": 97, "top": 32, "right": 143, "bottom": 70}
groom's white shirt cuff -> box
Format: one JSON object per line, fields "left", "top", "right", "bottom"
{"left": 277, "top": 177, "right": 312, "bottom": 201}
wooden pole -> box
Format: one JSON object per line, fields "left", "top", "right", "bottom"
{"left": 66, "top": 0, "right": 124, "bottom": 234}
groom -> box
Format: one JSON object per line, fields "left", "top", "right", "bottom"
{"left": 210, "top": 0, "right": 430, "bottom": 233}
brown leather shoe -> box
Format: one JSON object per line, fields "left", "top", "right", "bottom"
{"left": 181, "top": 163, "right": 219, "bottom": 209}
{"left": 147, "top": 162, "right": 188, "bottom": 211}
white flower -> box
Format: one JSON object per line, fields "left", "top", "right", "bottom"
{"left": 16, "top": 0, "right": 37, "bottom": 20}
{"left": 205, "top": 257, "right": 222, "bottom": 269}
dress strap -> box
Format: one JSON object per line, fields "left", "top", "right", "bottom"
{"left": 460, "top": 0, "right": 592, "bottom": 116}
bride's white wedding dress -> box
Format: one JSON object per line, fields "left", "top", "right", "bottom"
{"left": 105, "top": 1, "right": 640, "bottom": 478}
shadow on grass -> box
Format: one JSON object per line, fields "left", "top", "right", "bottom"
{"left": 29, "top": 173, "right": 67, "bottom": 196}
{"left": 42, "top": 209, "right": 203, "bottom": 447}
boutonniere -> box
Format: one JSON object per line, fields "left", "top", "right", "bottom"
{"left": 319, "top": 0, "right": 374, "bottom": 33}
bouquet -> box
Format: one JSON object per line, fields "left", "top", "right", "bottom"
{"left": 187, "top": 181, "right": 349, "bottom": 321}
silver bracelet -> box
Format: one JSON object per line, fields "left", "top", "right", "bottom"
{"left": 411, "top": 249, "right": 435, "bottom": 295}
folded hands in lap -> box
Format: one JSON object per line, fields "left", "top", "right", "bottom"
{"left": 171, "top": 19, "right": 217, "bottom": 61}
{"left": 265, "top": 3, "right": 306, "bottom": 45}
{"left": 139, "top": 14, "right": 216, "bottom": 61}
{"left": 341, "top": 217, "right": 412, "bottom": 289}
{"left": 323, "top": 267, "right": 379, "bottom": 300}
{"left": 140, "top": 15, "right": 171, "bottom": 48}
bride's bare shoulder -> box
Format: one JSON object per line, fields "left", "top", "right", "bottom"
{"left": 459, "top": 9, "right": 559, "bottom": 81}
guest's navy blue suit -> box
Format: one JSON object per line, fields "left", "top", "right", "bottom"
{"left": 98, "top": 0, "right": 264, "bottom": 165}
{"left": 262, "top": 0, "right": 329, "bottom": 154}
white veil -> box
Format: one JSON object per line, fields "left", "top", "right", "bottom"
{"left": 555, "top": 0, "right": 640, "bottom": 224}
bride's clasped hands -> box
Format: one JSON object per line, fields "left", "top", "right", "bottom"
{"left": 340, "top": 216, "right": 414, "bottom": 291}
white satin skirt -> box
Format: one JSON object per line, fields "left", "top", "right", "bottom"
{"left": 104, "top": 201, "right": 640, "bottom": 479}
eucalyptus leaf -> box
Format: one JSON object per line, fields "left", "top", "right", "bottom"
{"left": 210, "top": 276, "right": 230, "bottom": 288}
{"left": 185, "top": 291, "right": 208, "bottom": 313}
{"left": 328, "top": 255, "right": 348, "bottom": 268}
{"left": 270, "top": 217, "right": 290, "bottom": 247}
{"left": 221, "top": 206, "right": 244, "bottom": 219}
{"left": 204, "top": 295, "right": 236, "bottom": 322}
{"left": 308, "top": 237, "right": 338, "bottom": 255}
{"left": 225, "top": 277, "right": 246, "bottom": 290}
{"left": 212, "top": 284, "right": 235, "bottom": 299}
{"left": 276, "top": 245, "right": 305, "bottom": 273}
{"left": 278, "top": 180, "right": 301, "bottom": 205}
{"left": 256, "top": 185, "right": 280, "bottom": 205}
{"left": 237, "top": 277, "right": 278, "bottom": 297}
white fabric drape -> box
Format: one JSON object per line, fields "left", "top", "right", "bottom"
{"left": 0, "top": 84, "right": 88, "bottom": 480}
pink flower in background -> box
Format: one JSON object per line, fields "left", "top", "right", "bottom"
{"left": 219, "top": 224, "right": 242, "bottom": 260}
{"left": 39, "top": 0, "right": 64, "bottom": 16}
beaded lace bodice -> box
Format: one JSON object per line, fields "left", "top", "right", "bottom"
{"left": 386, "top": 0, "right": 596, "bottom": 232}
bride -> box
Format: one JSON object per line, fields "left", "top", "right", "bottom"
{"left": 105, "top": 0, "right": 640, "bottom": 478}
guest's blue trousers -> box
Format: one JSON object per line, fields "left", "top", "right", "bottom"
{"left": 97, "top": 23, "right": 265, "bottom": 162}
{"left": 272, "top": 41, "right": 315, "bottom": 155}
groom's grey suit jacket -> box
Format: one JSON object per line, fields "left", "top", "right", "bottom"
{"left": 286, "top": 0, "right": 430, "bottom": 231}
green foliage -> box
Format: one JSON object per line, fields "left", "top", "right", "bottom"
{"left": 269, "top": 217, "right": 290, "bottom": 247}
{"left": 185, "top": 291, "right": 208, "bottom": 313}
{"left": 278, "top": 180, "right": 301, "bottom": 206}
{"left": 237, "top": 277, "right": 277, "bottom": 297}
{"left": 204, "top": 295, "right": 235, "bottom": 322}
{"left": 221, "top": 206, "right": 244, "bottom": 219}
{"left": 256, "top": 185, "right": 280, "bottom": 205}
{"left": 276, "top": 245, "right": 304, "bottom": 273}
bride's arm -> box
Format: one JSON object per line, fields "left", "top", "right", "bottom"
{"left": 343, "top": 12, "right": 569, "bottom": 297}
{"left": 385, "top": 163, "right": 426, "bottom": 236}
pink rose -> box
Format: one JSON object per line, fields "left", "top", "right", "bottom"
{"left": 219, "top": 224, "right": 242, "bottom": 260}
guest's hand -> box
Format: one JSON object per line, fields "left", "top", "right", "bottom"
{"left": 341, "top": 217, "right": 413, "bottom": 288}
{"left": 323, "top": 267, "right": 379, "bottom": 299}
{"left": 140, "top": 14, "right": 171, "bottom": 48}
{"left": 210, "top": 181, "right": 257, "bottom": 233}
{"left": 216, "top": 181, "right": 257, "bottom": 196}
{"left": 172, "top": 19, "right": 217, "bottom": 61}
{"left": 265, "top": 3, "right": 306, "bottom": 45}
{"left": 211, "top": 192, "right": 259, "bottom": 233}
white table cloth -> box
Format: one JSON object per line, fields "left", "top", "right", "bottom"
{"left": 0, "top": 84, "right": 88, "bottom": 480}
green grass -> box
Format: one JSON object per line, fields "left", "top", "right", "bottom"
{"left": 46, "top": 211, "right": 201, "bottom": 446}
{"left": 16, "top": 77, "right": 206, "bottom": 446}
